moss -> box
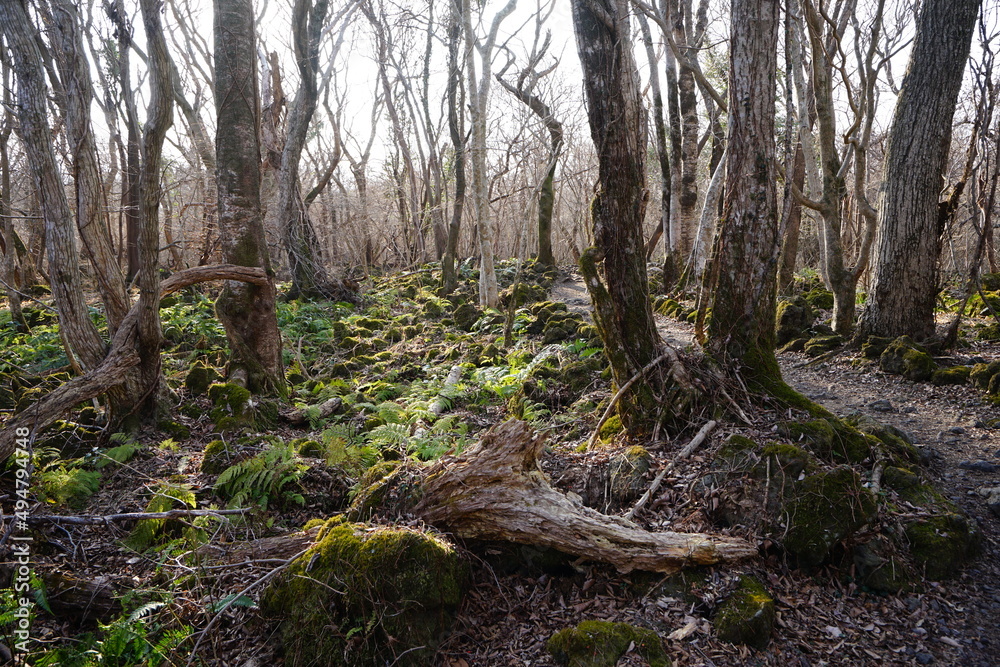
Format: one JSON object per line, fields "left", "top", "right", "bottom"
{"left": 882, "top": 466, "right": 920, "bottom": 491}
{"left": 861, "top": 336, "right": 894, "bottom": 359}
{"left": 547, "top": 620, "right": 670, "bottom": 667}
{"left": 803, "top": 334, "right": 843, "bottom": 356}
{"left": 970, "top": 360, "right": 1000, "bottom": 391}
{"left": 904, "top": 514, "right": 982, "bottom": 580}
{"left": 804, "top": 288, "right": 834, "bottom": 310}
{"left": 184, "top": 361, "right": 219, "bottom": 396}
{"left": 500, "top": 282, "right": 548, "bottom": 308}
{"left": 346, "top": 462, "right": 422, "bottom": 521}
{"left": 852, "top": 538, "right": 917, "bottom": 594}
{"left": 261, "top": 518, "right": 469, "bottom": 667}
{"left": 843, "top": 413, "right": 921, "bottom": 466}
{"left": 931, "top": 365, "right": 971, "bottom": 386}
{"left": 208, "top": 382, "right": 275, "bottom": 432}
{"left": 609, "top": 446, "right": 652, "bottom": 503}
{"left": 778, "top": 418, "right": 872, "bottom": 463}
{"left": 782, "top": 466, "right": 877, "bottom": 566}
{"left": 200, "top": 440, "right": 232, "bottom": 475}
{"left": 714, "top": 576, "right": 775, "bottom": 649}
{"left": 598, "top": 415, "right": 623, "bottom": 444}
{"left": 879, "top": 336, "right": 937, "bottom": 381}
{"left": 775, "top": 296, "right": 814, "bottom": 346}
{"left": 157, "top": 419, "right": 190, "bottom": 440}
{"left": 759, "top": 443, "right": 818, "bottom": 479}
{"left": 715, "top": 434, "right": 759, "bottom": 469}
{"left": 294, "top": 439, "right": 324, "bottom": 457}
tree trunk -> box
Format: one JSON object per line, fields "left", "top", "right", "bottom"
{"left": 48, "top": 0, "right": 130, "bottom": 334}
{"left": 638, "top": 13, "right": 672, "bottom": 270}
{"left": 778, "top": 145, "right": 806, "bottom": 292}
{"left": 0, "top": 0, "right": 108, "bottom": 372}
{"left": 571, "top": 0, "right": 690, "bottom": 436}
{"left": 278, "top": 0, "right": 331, "bottom": 299}
{"left": 705, "top": 0, "right": 781, "bottom": 384}
{"left": 857, "top": 0, "right": 980, "bottom": 341}
{"left": 441, "top": 0, "right": 465, "bottom": 295}
{"left": 213, "top": 0, "right": 286, "bottom": 396}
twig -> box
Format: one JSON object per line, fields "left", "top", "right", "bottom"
{"left": 587, "top": 352, "right": 672, "bottom": 449}
{"left": 185, "top": 547, "right": 310, "bottom": 666}
{"left": 17, "top": 508, "right": 251, "bottom": 526}
{"left": 793, "top": 346, "right": 845, "bottom": 368}
{"left": 625, "top": 420, "right": 717, "bottom": 520}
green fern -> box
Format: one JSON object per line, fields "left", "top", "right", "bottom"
{"left": 38, "top": 465, "right": 100, "bottom": 508}
{"left": 214, "top": 443, "right": 306, "bottom": 510}
{"left": 124, "top": 483, "right": 197, "bottom": 552}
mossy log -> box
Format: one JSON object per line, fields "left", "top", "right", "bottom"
{"left": 0, "top": 566, "right": 120, "bottom": 622}
{"left": 414, "top": 420, "right": 756, "bottom": 573}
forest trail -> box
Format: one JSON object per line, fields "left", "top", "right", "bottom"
{"left": 541, "top": 272, "right": 1000, "bottom": 666}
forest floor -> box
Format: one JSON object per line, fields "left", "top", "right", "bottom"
{"left": 2, "top": 265, "right": 999, "bottom": 666}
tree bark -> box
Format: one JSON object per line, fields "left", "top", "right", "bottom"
{"left": 441, "top": 0, "right": 466, "bottom": 295}
{"left": 0, "top": 0, "right": 108, "bottom": 372}
{"left": 213, "top": 0, "right": 286, "bottom": 395}
{"left": 705, "top": 0, "right": 781, "bottom": 383}
{"left": 857, "top": 0, "right": 981, "bottom": 341}
{"left": 638, "top": 12, "right": 672, "bottom": 269}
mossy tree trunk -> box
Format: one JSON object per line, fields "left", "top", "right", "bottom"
{"left": 213, "top": 0, "right": 286, "bottom": 396}
{"left": 571, "top": 0, "right": 679, "bottom": 436}
{"left": 856, "top": 0, "right": 980, "bottom": 341}
{"left": 705, "top": 0, "right": 782, "bottom": 386}
{"left": 0, "top": 60, "right": 26, "bottom": 332}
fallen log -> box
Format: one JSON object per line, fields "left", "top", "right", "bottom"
{"left": 414, "top": 420, "right": 757, "bottom": 573}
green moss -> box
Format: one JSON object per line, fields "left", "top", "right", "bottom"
{"left": 882, "top": 466, "right": 920, "bottom": 491}
{"left": 547, "top": 620, "right": 670, "bottom": 667}
{"left": 760, "top": 443, "right": 818, "bottom": 479}
{"left": 931, "top": 365, "right": 971, "bottom": 386}
{"left": 184, "top": 361, "right": 219, "bottom": 396}
{"left": 157, "top": 419, "right": 191, "bottom": 440}
{"left": 200, "top": 440, "right": 232, "bottom": 475}
{"left": 261, "top": 518, "right": 469, "bottom": 667}
{"left": 879, "top": 336, "right": 937, "bottom": 381}
{"left": 778, "top": 419, "right": 873, "bottom": 463}
{"left": 598, "top": 415, "right": 623, "bottom": 444}
{"left": 782, "top": 466, "right": 877, "bottom": 566}
{"left": 775, "top": 296, "right": 814, "bottom": 346}
{"left": 294, "top": 439, "right": 324, "bottom": 457}
{"left": 843, "top": 413, "right": 921, "bottom": 465}
{"left": 970, "top": 361, "right": 1000, "bottom": 391}
{"left": 207, "top": 382, "right": 276, "bottom": 431}
{"left": 714, "top": 576, "right": 775, "bottom": 649}
{"left": 904, "top": 514, "right": 982, "bottom": 580}
{"left": 346, "top": 461, "right": 422, "bottom": 521}
{"left": 803, "top": 334, "right": 843, "bottom": 356}
{"left": 861, "top": 336, "right": 894, "bottom": 359}
{"left": 804, "top": 288, "right": 834, "bottom": 310}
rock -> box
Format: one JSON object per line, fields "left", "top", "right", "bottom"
{"left": 958, "top": 460, "right": 1000, "bottom": 473}
{"left": 904, "top": 513, "right": 982, "bottom": 580}
{"left": 782, "top": 467, "right": 877, "bottom": 566}
{"left": 976, "top": 487, "right": 1000, "bottom": 518}
{"left": 853, "top": 538, "right": 917, "bottom": 594}
{"left": 775, "top": 296, "right": 814, "bottom": 346}
{"left": 777, "top": 418, "right": 873, "bottom": 463}
{"left": 714, "top": 576, "right": 775, "bottom": 649}
{"left": 861, "top": 336, "right": 894, "bottom": 359}
{"left": 970, "top": 361, "right": 1000, "bottom": 394}
{"left": 452, "top": 302, "right": 481, "bottom": 331}
{"left": 931, "top": 366, "right": 971, "bottom": 386}
{"left": 262, "top": 517, "right": 469, "bottom": 667}
{"left": 547, "top": 620, "right": 670, "bottom": 667}
{"left": 200, "top": 440, "right": 234, "bottom": 475}
{"left": 803, "top": 334, "right": 843, "bottom": 357}
{"left": 868, "top": 399, "right": 895, "bottom": 412}
{"left": 608, "top": 446, "right": 652, "bottom": 504}
{"left": 879, "top": 336, "right": 937, "bottom": 381}
{"left": 804, "top": 288, "right": 834, "bottom": 310}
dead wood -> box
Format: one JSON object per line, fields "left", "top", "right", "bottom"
{"left": 414, "top": 420, "right": 757, "bottom": 573}
{"left": 0, "top": 566, "right": 120, "bottom": 622}
{"left": 0, "top": 264, "right": 268, "bottom": 462}
{"left": 280, "top": 396, "right": 343, "bottom": 425}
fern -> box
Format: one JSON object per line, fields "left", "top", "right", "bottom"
{"left": 214, "top": 443, "right": 306, "bottom": 510}
{"left": 365, "top": 423, "right": 409, "bottom": 449}
{"left": 38, "top": 465, "right": 100, "bottom": 508}
{"left": 124, "top": 483, "right": 197, "bottom": 552}
{"left": 96, "top": 440, "right": 142, "bottom": 468}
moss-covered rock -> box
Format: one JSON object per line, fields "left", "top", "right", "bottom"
{"left": 452, "top": 302, "right": 481, "bottom": 331}
{"left": 184, "top": 361, "right": 219, "bottom": 396}
{"left": 778, "top": 419, "right": 873, "bottom": 463}
{"left": 931, "top": 365, "right": 971, "bottom": 386}
{"left": 782, "top": 466, "right": 877, "bottom": 566}
{"left": 609, "top": 446, "right": 652, "bottom": 504}
{"left": 852, "top": 538, "right": 917, "bottom": 594}
{"left": 207, "top": 382, "right": 276, "bottom": 431}
{"left": 879, "top": 336, "right": 937, "bottom": 381}
{"left": 803, "top": 334, "right": 843, "bottom": 357}
{"left": 804, "top": 288, "right": 834, "bottom": 311}
{"left": 598, "top": 415, "right": 623, "bottom": 444}
{"left": 714, "top": 576, "right": 775, "bottom": 649}
{"left": 346, "top": 462, "right": 422, "bottom": 521}
{"left": 262, "top": 517, "right": 469, "bottom": 667}
{"left": 775, "top": 296, "right": 814, "bottom": 346}
{"left": 759, "top": 443, "right": 818, "bottom": 480}
{"left": 970, "top": 360, "right": 1000, "bottom": 392}
{"left": 861, "top": 336, "right": 894, "bottom": 359}
{"left": 904, "top": 513, "right": 982, "bottom": 580}
{"left": 200, "top": 440, "right": 233, "bottom": 475}
{"left": 500, "top": 282, "right": 548, "bottom": 308}
{"left": 843, "top": 413, "right": 921, "bottom": 465}
{"left": 547, "top": 620, "right": 669, "bottom": 667}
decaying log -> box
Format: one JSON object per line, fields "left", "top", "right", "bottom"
{"left": 0, "top": 566, "right": 120, "bottom": 622}
{"left": 0, "top": 265, "right": 269, "bottom": 462}
{"left": 280, "top": 396, "right": 342, "bottom": 425}
{"left": 414, "top": 420, "right": 757, "bottom": 573}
